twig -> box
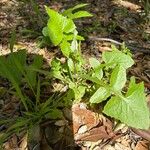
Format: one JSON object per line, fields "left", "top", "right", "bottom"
{"left": 88, "top": 36, "right": 150, "bottom": 54}
{"left": 88, "top": 36, "right": 123, "bottom": 45}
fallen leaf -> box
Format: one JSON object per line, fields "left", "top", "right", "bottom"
{"left": 135, "top": 140, "right": 149, "bottom": 150}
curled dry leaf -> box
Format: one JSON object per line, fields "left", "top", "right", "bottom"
{"left": 135, "top": 140, "right": 149, "bottom": 150}
{"left": 72, "top": 103, "right": 100, "bottom": 134}
{"left": 72, "top": 103, "right": 115, "bottom": 142}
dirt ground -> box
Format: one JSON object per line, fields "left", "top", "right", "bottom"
{"left": 0, "top": 0, "right": 150, "bottom": 149}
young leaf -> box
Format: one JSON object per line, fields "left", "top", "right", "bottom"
{"left": 45, "top": 6, "right": 65, "bottom": 45}
{"left": 89, "top": 57, "right": 100, "bottom": 68}
{"left": 60, "top": 40, "right": 71, "bottom": 57}
{"left": 102, "top": 48, "right": 134, "bottom": 69}
{"left": 63, "top": 19, "right": 76, "bottom": 33}
{"left": 110, "top": 65, "right": 126, "bottom": 91}
{"left": 89, "top": 58, "right": 103, "bottom": 80}
{"left": 90, "top": 87, "right": 110, "bottom": 103}
{"left": 62, "top": 4, "right": 89, "bottom": 16}
{"left": 103, "top": 82, "right": 150, "bottom": 129}
{"left": 70, "top": 11, "right": 93, "bottom": 19}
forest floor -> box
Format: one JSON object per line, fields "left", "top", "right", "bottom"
{"left": 0, "top": 0, "right": 150, "bottom": 150}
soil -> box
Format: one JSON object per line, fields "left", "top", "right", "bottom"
{"left": 0, "top": 0, "right": 150, "bottom": 150}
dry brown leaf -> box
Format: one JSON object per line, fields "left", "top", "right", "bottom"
{"left": 135, "top": 140, "right": 149, "bottom": 150}
{"left": 72, "top": 103, "right": 100, "bottom": 134}
{"left": 75, "top": 126, "right": 114, "bottom": 142}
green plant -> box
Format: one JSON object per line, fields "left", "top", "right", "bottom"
{"left": 0, "top": 50, "right": 64, "bottom": 146}
{"left": 43, "top": 4, "right": 150, "bottom": 129}
{"left": 141, "top": 0, "right": 150, "bottom": 23}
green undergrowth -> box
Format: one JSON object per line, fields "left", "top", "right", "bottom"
{"left": 0, "top": 3, "right": 150, "bottom": 148}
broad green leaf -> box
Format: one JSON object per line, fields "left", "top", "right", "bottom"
{"left": 110, "top": 65, "right": 126, "bottom": 91}
{"left": 63, "top": 19, "right": 76, "bottom": 33}
{"left": 89, "top": 57, "right": 100, "bottom": 69}
{"left": 126, "top": 77, "right": 137, "bottom": 97}
{"left": 46, "top": 6, "right": 65, "bottom": 45}
{"left": 89, "top": 58, "right": 103, "bottom": 80}
{"left": 60, "top": 41, "right": 71, "bottom": 57}
{"left": 70, "top": 11, "right": 93, "bottom": 19}
{"left": 62, "top": 4, "right": 88, "bottom": 16}
{"left": 102, "top": 49, "right": 134, "bottom": 69}
{"left": 92, "top": 68, "right": 103, "bottom": 81}
{"left": 90, "top": 87, "right": 110, "bottom": 103}
{"left": 103, "top": 83, "right": 150, "bottom": 129}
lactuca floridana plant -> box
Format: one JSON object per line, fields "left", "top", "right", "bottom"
{"left": 43, "top": 4, "right": 150, "bottom": 129}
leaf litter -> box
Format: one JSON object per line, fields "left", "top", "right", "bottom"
{"left": 0, "top": 0, "right": 150, "bottom": 149}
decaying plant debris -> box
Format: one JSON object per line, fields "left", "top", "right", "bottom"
{"left": 0, "top": 0, "right": 150, "bottom": 150}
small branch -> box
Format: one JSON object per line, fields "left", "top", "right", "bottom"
{"left": 88, "top": 36, "right": 150, "bottom": 54}
{"left": 88, "top": 36, "right": 123, "bottom": 45}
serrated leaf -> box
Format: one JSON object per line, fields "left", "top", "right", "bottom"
{"left": 62, "top": 4, "right": 88, "bottom": 16}
{"left": 63, "top": 19, "right": 76, "bottom": 33}
{"left": 110, "top": 65, "right": 126, "bottom": 91}
{"left": 102, "top": 49, "right": 134, "bottom": 69}
{"left": 89, "top": 58, "right": 103, "bottom": 80}
{"left": 89, "top": 57, "right": 100, "bottom": 69}
{"left": 90, "top": 87, "right": 110, "bottom": 103}
{"left": 103, "top": 83, "right": 150, "bottom": 129}
{"left": 70, "top": 11, "right": 93, "bottom": 19}
{"left": 92, "top": 68, "right": 103, "bottom": 81}
{"left": 60, "top": 41, "right": 71, "bottom": 57}
{"left": 46, "top": 6, "right": 65, "bottom": 45}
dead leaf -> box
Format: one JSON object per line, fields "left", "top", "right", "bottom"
{"left": 72, "top": 103, "right": 101, "bottom": 134}
{"left": 135, "top": 140, "right": 149, "bottom": 150}
{"left": 75, "top": 126, "right": 114, "bottom": 142}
